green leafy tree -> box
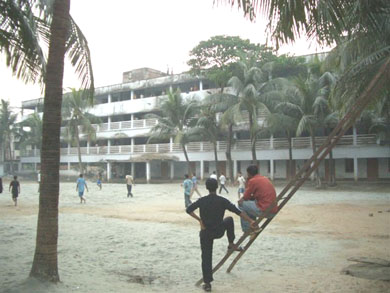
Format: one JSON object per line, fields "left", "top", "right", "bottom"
{"left": 0, "top": 99, "right": 18, "bottom": 172}
{"left": 62, "top": 88, "right": 100, "bottom": 174}
{"left": 188, "top": 35, "right": 274, "bottom": 92}
{"left": 18, "top": 112, "right": 43, "bottom": 151}
{"left": 228, "top": 61, "right": 267, "bottom": 164}
{"left": 193, "top": 104, "right": 223, "bottom": 176}
{"left": 147, "top": 89, "right": 199, "bottom": 173}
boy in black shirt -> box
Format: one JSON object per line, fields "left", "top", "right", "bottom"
{"left": 9, "top": 175, "right": 20, "bottom": 206}
{"left": 186, "top": 178, "right": 257, "bottom": 292}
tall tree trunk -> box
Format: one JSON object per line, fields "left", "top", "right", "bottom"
{"left": 30, "top": 0, "right": 69, "bottom": 282}
{"left": 310, "top": 132, "right": 322, "bottom": 188}
{"left": 213, "top": 141, "right": 219, "bottom": 176}
{"left": 182, "top": 143, "right": 191, "bottom": 174}
{"left": 75, "top": 127, "right": 83, "bottom": 174}
{"left": 225, "top": 124, "right": 234, "bottom": 185}
{"left": 7, "top": 135, "right": 13, "bottom": 173}
{"left": 287, "top": 131, "right": 293, "bottom": 179}
{"left": 249, "top": 114, "right": 257, "bottom": 165}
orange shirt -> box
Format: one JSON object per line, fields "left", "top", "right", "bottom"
{"left": 243, "top": 174, "right": 278, "bottom": 213}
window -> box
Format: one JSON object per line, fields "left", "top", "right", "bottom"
{"left": 345, "top": 159, "right": 354, "bottom": 173}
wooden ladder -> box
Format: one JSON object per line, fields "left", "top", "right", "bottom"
{"left": 195, "top": 58, "right": 390, "bottom": 286}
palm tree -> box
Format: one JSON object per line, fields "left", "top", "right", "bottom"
{"left": 228, "top": 62, "right": 267, "bottom": 164}
{"left": 221, "top": 0, "right": 390, "bottom": 112}
{"left": 203, "top": 92, "right": 238, "bottom": 184}
{"left": 194, "top": 104, "right": 222, "bottom": 176}
{"left": 258, "top": 77, "right": 299, "bottom": 179}
{"left": 147, "top": 89, "right": 199, "bottom": 173}
{"left": 18, "top": 112, "right": 43, "bottom": 154}
{"left": 281, "top": 72, "right": 335, "bottom": 188}
{"left": 0, "top": 100, "right": 18, "bottom": 173}
{"left": 62, "top": 88, "right": 99, "bottom": 174}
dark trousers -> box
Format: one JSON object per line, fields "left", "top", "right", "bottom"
{"left": 219, "top": 184, "right": 229, "bottom": 194}
{"left": 200, "top": 217, "right": 235, "bottom": 283}
{"left": 127, "top": 184, "right": 132, "bottom": 196}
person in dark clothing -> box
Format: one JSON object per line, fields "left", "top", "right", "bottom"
{"left": 186, "top": 178, "right": 258, "bottom": 292}
{"left": 9, "top": 175, "right": 20, "bottom": 206}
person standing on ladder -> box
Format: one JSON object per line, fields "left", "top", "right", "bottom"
{"left": 239, "top": 165, "right": 278, "bottom": 233}
{"left": 186, "top": 178, "right": 258, "bottom": 292}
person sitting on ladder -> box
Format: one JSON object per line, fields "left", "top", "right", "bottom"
{"left": 238, "top": 165, "right": 278, "bottom": 233}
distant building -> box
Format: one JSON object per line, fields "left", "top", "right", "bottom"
{"left": 8, "top": 64, "right": 390, "bottom": 182}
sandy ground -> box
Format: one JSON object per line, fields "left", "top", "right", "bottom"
{"left": 0, "top": 180, "right": 389, "bottom": 293}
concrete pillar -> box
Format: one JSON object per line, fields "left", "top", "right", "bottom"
{"left": 131, "top": 138, "right": 135, "bottom": 153}
{"left": 146, "top": 161, "right": 151, "bottom": 183}
{"left": 233, "top": 160, "right": 238, "bottom": 178}
{"left": 67, "top": 162, "right": 71, "bottom": 171}
{"left": 270, "top": 134, "right": 274, "bottom": 149}
{"left": 131, "top": 162, "right": 135, "bottom": 176}
{"left": 108, "top": 93, "right": 112, "bottom": 103}
{"left": 200, "top": 160, "right": 204, "bottom": 180}
{"left": 67, "top": 143, "right": 71, "bottom": 155}
{"left": 170, "top": 137, "right": 173, "bottom": 152}
{"left": 353, "top": 125, "right": 357, "bottom": 146}
{"left": 131, "top": 90, "right": 134, "bottom": 100}
{"left": 131, "top": 114, "right": 134, "bottom": 128}
{"left": 199, "top": 80, "right": 203, "bottom": 91}
{"left": 354, "top": 157, "right": 358, "bottom": 182}
{"left": 108, "top": 116, "right": 111, "bottom": 130}
{"left": 87, "top": 141, "right": 90, "bottom": 155}
{"left": 270, "top": 159, "right": 274, "bottom": 180}
{"left": 108, "top": 139, "right": 111, "bottom": 154}
{"left": 170, "top": 161, "right": 174, "bottom": 180}
{"left": 107, "top": 162, "right": 111, "bottom": 181}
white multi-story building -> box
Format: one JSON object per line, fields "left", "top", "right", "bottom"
{"left": 16, "top": 67, "right": 390, "bottom": 182}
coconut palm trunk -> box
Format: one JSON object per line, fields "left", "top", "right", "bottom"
{"left": 181, "top": 143, "right": 191, "bottom": 174}
{"left": 287, "top": 131, "right": 293, "bottom": 179}
{"left": 74, "top": 126, "right": 84, "bottom": 174}
{"left": 310, "top": 130, "right": 322, "bottom": 188}
{"left": 248, "top": 114, "right": 257, "bottom": 165}
{"left": 225, "top": 124, "right": 234, "bottom": 185}
{"left": 30, "top": 0, "right": 69, "bottom": 282}
{"left": 7, "top": 134, "right": 13, "bottom": 173}
{"left": 213, "top": 141, "right": 219, "bottom": 176}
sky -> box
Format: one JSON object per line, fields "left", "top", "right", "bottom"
{"left": 1, "top": 0, "right": 329, "bottom": 109}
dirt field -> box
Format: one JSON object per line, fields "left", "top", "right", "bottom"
{"left": 0, "top": 180, "right": 389, "bottom": 293}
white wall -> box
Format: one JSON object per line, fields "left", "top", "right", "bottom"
{"left": 379, "top": 158, "right": 390, "bottom": 179}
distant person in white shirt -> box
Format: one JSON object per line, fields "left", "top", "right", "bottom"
{"left": 218, "top": 173, "right": 229, "bottom": 194}
{"left": 236, "top": 172, "right": 246, "bottom": 199}
{"left": 37, "top": 171, "right": 41, "bottom": 193}
{"left": 210, "top": 171, "right": 217, "bottom": 180}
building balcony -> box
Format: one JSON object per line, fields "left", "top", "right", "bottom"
{"left": 20, "top": 134, "right": 378, "bottom": 158}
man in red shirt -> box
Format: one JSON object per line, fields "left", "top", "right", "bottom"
{"left": 238, "top": 165, "right": 278, "bottom": 232}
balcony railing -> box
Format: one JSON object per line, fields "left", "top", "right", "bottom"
{"left": 20, "top": 134, "right": 379, "bottom": 157}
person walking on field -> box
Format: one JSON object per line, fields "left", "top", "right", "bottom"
{"left": 76, "top": 174, "right": 88, "bottom": 204}
{"left": 239, "top": 165, "right": 278, "bottom": 233}
{"left": 126, "top": 174, "right": 134, "bottom": 197}
{"left": 190, "top": 173, "right": 202, "bottom": 199}
{"left": 218, "top": 172, "right": 229, "bottom": 194}
{"left": 37, "top": 171, "right": 41, "bottom": 193}
{"left": 97, "top": 172, "right": 102, "bottom": 190}
{"left": 9, "top": 175, "right": 20, "bottom": 206}
{"left": 182, "top": 174, "right": 193, "bottom": 208}
{"left": 236, "top": 172, "right": 246, "bottom": 199}
{"left": 186, "top": 178, "right": 258, "bottom": 292}
{"left": 210, "top": 171, "right": 217, "bottom": 180}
